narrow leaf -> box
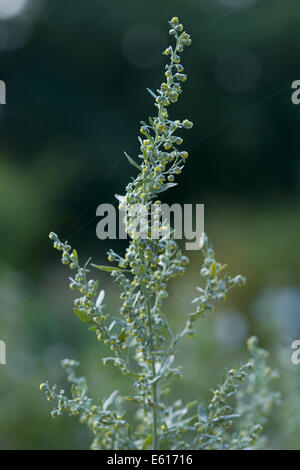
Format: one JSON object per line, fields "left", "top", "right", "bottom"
{"left": 142, "top": 434, "right": 153, "bottom": 450}
{"left": 210, "top": 261, "right": 217, "bottom": 276}
{"left": 124, "top": 396, "right": 141, "bottom": 404}
{"left": 108, "top": 320, "right": 116, "bottom": 332}
{"left": 146, "top": 87, "right": 158, "bottom": 98}
{"left": 198, "top": 404, "right": 208, "bottom": 423}
{"left": 73, "top": 308, "right": 91, "bottom": 324}
{"left": 103, "top": 390, "right": 119, "bottom": 411}
{"left": 96, "top": 289, "right": 105, "bottom": 308}
{"left": 154, "top": 183, "right": 178, "bottom": 194}
{"left": 160, "top": 355, "right": 175, "bottom": 374}
{"left": 118, "top": 330, "right": 126, "bottom": 343}
{"left": 124, "top": 152, "right": 141, "bottom": 171}
{"left": 91, "top": 264, "right": 128, "bottom": 273}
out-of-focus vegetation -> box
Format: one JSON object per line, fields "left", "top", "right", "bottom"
{"left": 0, "top": 0, "right": 300, "bottom": 449}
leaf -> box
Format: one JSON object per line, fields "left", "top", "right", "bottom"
{"left": 153, "top": 183, "right": 178, "bottom": 194}
{"left": 146, "top": 87, "right": 158, "bottom": 99}
{"left": 187, "top": 400, "right": 198, "bottom": 410}
{"left": 118, "top": 330, "right": 126, "bottom": 343}
{"left": 132, "top": 291, "right": 141, "bottom": 308}
{"left": 73, "top": 308, "right": 91, "bottom": 324}
{"left": 215, "top": 414, "right": 240, "bottom": 422}
{"left": 198, "top": 404, "right": 208, "bottom": 423}
{"left": 189, "top": 310, "right": 204, "bottom": 322}
{"left": 96, "top": 289, "right": 105, "bottom": 308}
{"left": 103, "top": 390, "right": 119, "bottom": 411}
{"left": 147, "top": 400, "right": 165, "bottom": 410}
{"left": 71, "top": 249, "right": 78, "bottom": 264}
{"left": 149, "top": 375, "right": 162, "bottom": 385}
{"left": 102, "top": 357, "right": 123, "bottom": 367}
{"left": 91, "top": 264, "right": 128, "bottom": 273}
{"left": 108, "top": 320, "right": 116, "bottom": 332}
{"left": 218, "top": 264, "right": 228, "bottom": 274}
{"left": 210, "top": 261, "right": 217, "bottom": 276}
{"left": 88, "top": 326, "right": 97, "bottom": 332}
{"left": 196, "top": 287, "right": 205, "bottom": 294}
{"left": 142, "top": 434, "right": 153, "bottom": 450}
{"left": 115, "top": 194, "right": 126, "bottom": 204}
{"left": 160, "top": 355, "right": 175, "bottom": 374}
{"left": 90, "top": 280, "right": 99, "bottom": 298}
{"left": 71, "top": 384, "right": 77, "bottom": 399}
{"left": 124, "top": 396, "right": 141, "bottom": 404}
{"left": 124, "top": 152, "right": 141, "bottom": 171}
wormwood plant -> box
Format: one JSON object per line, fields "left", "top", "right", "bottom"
{"left": 41, "top": 17, "right": 280, "bottom": 450}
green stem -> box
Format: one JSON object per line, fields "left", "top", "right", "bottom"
{"left": 147, "top": 298, "right": 158, "bottom": 450}
{"left": 138, "top": 243, "right": 159, "bottom": 450}
{"left": 142, "top": 286, "right": 158, "bottom": 450}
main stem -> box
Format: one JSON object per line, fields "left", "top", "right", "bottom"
{"left": 138, "top": 232, "right": 159, "bottom": 449}
{"left": 142, "top": 286, "right": 158, "bottom": 450}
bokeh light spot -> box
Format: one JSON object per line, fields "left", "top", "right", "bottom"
{"left": 0, "top": 0, "right": 28, "bottom": 20}
{"left": 215, "top": 47, "right": 261, "bottom": 94}
{"left": 215, "top": 310, "right": 248, "bottom": 349}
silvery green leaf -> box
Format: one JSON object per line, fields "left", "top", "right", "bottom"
{"left": 160, "top": 355, "right": 175, "bottom": 374}
{"left": 149, "top": 376, "right": 162, "bottom": 385}
{"left": 114, "top": 193, "right": 126, "bottom": 203}
{"left": 214, "top": 414, "right": 240, "bottom": 422}
{"left": 153, "top": 183, "right": 178, "bottom": 194}
{"left": 132, "top": 291, "right": 141, "bottom": 308}
{"left": 124, "top": 152, "right": 141, "bottom": 171}
{"left": 108, "top": 320, "right": 116, "bottom": 331}
{"left": 146, "top": 87, "right": 157, "bottom": 99}
{"left": 103, "top": 390, "right": 119, "bottom": 411}
{"left": 96, "top": 289, "right": 105, "bottom": 308}
{"left": 198, "top": 404, "right": 208, "bottom": 423}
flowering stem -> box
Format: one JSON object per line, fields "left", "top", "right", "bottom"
{"left": 41, "top": 18, "right": 276, "bottom": 453}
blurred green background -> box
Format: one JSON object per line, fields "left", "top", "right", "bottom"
{"left": 0, "top": 0, "right": 300, "bottom": 449}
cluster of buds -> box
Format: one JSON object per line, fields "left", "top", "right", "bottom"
{"left": 49, "top": 232, "right": 128, "bottom": 355}
{"left": 123, "top": 16, "right": 193, "bottom": 219}
{"left": 40, "top": 360, "right": 129, "bottom": 450}
{"left": 181, "top": 235, "right": 246, "bottom": 339}
{"left": 196, "top": 361, "right": 254, "bottom": 449}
